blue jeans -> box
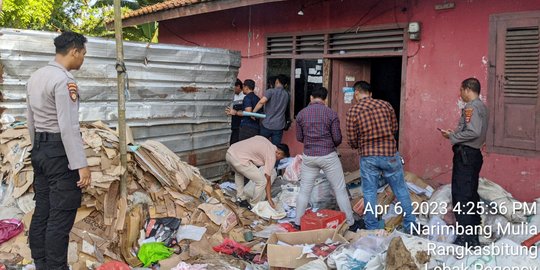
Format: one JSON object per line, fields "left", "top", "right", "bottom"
{"left": 360, "top": 152, "right": 416, "bottom": 232}
{"left": 260, "top": 125, "right": 283, "bottom": 145}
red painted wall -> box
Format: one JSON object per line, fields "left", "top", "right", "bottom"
{"left": 159, "top": 0, "right": 540, "bottom": 201}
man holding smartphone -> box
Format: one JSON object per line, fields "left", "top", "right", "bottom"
{"left": 440, "top": 77, "right": 489, "bottom": 247}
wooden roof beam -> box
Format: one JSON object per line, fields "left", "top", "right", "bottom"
{"left": 106, "top": 0, "right": 286, "bottom": 30}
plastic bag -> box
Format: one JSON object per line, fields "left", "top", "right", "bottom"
{"left": 427, "top": 216, "right": 456, "bottom": 243}
{"left": 310, "top": 174, "right": 336, "bottom": 209}
{"left": 278, "top": 183, "right": 300, "bottom": 208}
{"left": 144, "top": 217, "right": 181, "bottom": 247}
{"left": 448, "top": 238, "right": 539, "bottom": 268}
{"left": 327, "top": 246, "right": 369, "bottom": 270}
{"left": 137, "top": 242, "right": 174, "bottom": 267}
{"left": 171, "top": 262, "right": 208, "bottom": 270}
{"left": 0, "top": 219, "right": 24, "bottom": 244}
{"left": 283, "top": 155, "right": 302, "bottom": 182}
{"left": 253, "top": 224, "right": 288, "bottom": 239}
{"left": 478, "top": 177, "right": 528, "bottom": 223}
{"left": 427, "top": 184, "right": 452, "bottom": 221}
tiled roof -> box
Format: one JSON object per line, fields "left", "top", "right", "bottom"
{"left": 121, "top": 0, "right": 214, "bottom": 20}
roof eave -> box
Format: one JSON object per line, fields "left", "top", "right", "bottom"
{"left": 105, "top": 0, "right": 286, "bottom": 30}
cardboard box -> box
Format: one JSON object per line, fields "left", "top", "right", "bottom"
{"left": 352, "top": 197, "right": 365, "bottom": 216}
{"left": 263, "top": 229, "right": 348, "bottom": 269}
{"left": 344, "top": 169, "right": 360, "bottom": 184}
{"left": 346, "top": 181, "right": 362, "bottom": 199}
{"left": 404, "top": 171, "right": 431, "bottom": 189}
{"left": 377, "top": 185, "right": 395, "bottom": 206}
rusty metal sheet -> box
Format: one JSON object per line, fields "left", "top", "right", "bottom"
{"left": 0, "top": 28, "right": 240, "bottom": 180}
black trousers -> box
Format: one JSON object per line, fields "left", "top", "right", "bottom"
{"left": 230, "top": 128, "right": 240, "bottom": 145}
{"left": 451, "top": 144, "right": 483, "bottom": 234}
{"left": 238, "top": 125, "right": 259, "bottom": 141}
{"left": 29, "top": 133, "right": 82, "bottom": 270}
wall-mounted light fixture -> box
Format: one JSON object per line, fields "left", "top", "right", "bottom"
{"left": 408, "top": 22, "right": 421, "bottom": 41}
{"left": 297, "top": 6, "right": 305, "bottom": 16}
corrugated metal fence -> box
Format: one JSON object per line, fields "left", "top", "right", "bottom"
{"left": 0, "top": 28, "right": 240, "bottom": 180}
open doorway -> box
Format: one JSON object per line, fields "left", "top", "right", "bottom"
{"left": 331, "top": 56, "right": 403, "bottom": 171}
{"left": 370, "top": 57, "right": 402, "bottom": 145}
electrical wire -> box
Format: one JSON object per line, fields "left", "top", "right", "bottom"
{"left": 343, "top": 0, "right": 382, "bottom": 33}
{"left": 407, "top": 41, "right": 421, "bottom": 58}
{"left": 161, "top": 23, "right": 201, "bottom": 46}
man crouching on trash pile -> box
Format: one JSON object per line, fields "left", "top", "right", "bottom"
{"left": 225, "top": 135, "right": 289, "bottom": 209}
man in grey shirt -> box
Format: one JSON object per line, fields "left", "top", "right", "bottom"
{"left": 26, "top": 31, "right": 91, "bottom": 270}
{"left": 253, "top": 74, "right": 290, "bottom": 145}
{"left": 440, "top": 77, "right": 488, "bottom": 248}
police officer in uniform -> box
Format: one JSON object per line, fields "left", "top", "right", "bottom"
{"left": 26, "top": 31, "right": 91, "bottom": 270}
{"left": 440, "top": 77, "right": 488, "bottom": 247}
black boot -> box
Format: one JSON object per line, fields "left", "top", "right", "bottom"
{"left": 453, "top": 235, "right": 467, "bottom": 246}
{"left": 348, "top": 219, "right": 366, "bottom": 232}
{"left": 466, "top": 235, "right": 481, "bottom": 248}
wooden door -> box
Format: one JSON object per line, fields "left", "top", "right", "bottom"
{"left": 495, "top": 16, "right": 540, "bottom": 151}
{"left": 331, "top": 59, "right": 371, "bottom": 172}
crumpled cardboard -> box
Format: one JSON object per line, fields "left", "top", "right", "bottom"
{"left": 263, "top": 229, "right": 348, "bottom": 269}
{"left": 198, "top": 203, "right": 238, "bottom": 233}
{"left": 0, "top": 122, "right": 274, "bottom": 266}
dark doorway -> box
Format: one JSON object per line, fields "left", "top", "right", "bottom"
{"left": 370, "top": 57, "right": 402, "bottom": 144}
{"left": 330, "top": 57, "right": 403, "bottom": 172}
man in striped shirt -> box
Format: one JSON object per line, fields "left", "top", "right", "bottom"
{"left": 346, "top": 81, "right": 416, "bottom": 233}
{"left": 295, "top": 87, "right": 361, "bottom": 231}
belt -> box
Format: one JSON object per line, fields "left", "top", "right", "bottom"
{"left": 452, "top": 144, "right": 479, "bottom": 152}
{"left": 452, "top": 144, "right": 480, "bottom": 164}
{"left": 35, "top": 132, "right": 62, "bottom": 142}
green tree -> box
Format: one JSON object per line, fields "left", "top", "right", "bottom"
{"left": 0, "top": 0, "right": 160, "bottom": 42}
{"left": 0, "top": 0, "right": 54, "bottom": 29}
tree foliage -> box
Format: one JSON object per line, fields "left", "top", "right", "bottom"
{"left": 0, "top": 0, "right": 54, "bottom": 29}
{"left": 0, "top": 0, "right": 160, "bottom": 42}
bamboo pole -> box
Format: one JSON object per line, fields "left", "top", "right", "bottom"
{"left": 113, "top": 0, "right": 128, "bottom": 200}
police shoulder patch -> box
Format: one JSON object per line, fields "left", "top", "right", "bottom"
{"left": 67, "top": 82, "right": 78, "bottom": 102}
{"left": 464, "top": 107, "right": 473, "bottom": 123}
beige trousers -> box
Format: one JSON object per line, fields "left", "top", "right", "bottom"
{"left": 225, "top": 152, "right": 268, "bottom": 204}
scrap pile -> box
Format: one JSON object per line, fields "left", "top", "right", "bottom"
{"left": 1, "top": 123, "right": 539, "bottom": 269}
{"left": 260, "top": 154, "right": 540, "bottom": 269}
{"left": 0, "top": 122, "right": 270, "bottom": 269}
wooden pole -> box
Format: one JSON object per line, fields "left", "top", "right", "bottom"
{"left": 113, "top": 0, "right": 128, "bottom": 200}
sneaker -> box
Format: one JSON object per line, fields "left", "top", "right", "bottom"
{"left": 348, "top": 219, "right": 366, "bottom": 232}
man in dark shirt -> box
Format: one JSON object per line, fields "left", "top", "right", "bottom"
{"left": 294, "top": 87, "right": 361, "bottom": 231}
{"left": 229, "top": 79, "right": 245, "bottom": 145}
{"left": 252, "top": 74, "right": 289, "bottom": 145}
{"left": 226, "top": 79, "right": 260, "bottom": 141}
{"left": 346, "top": 81, "right": 416, "bottom": 233}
